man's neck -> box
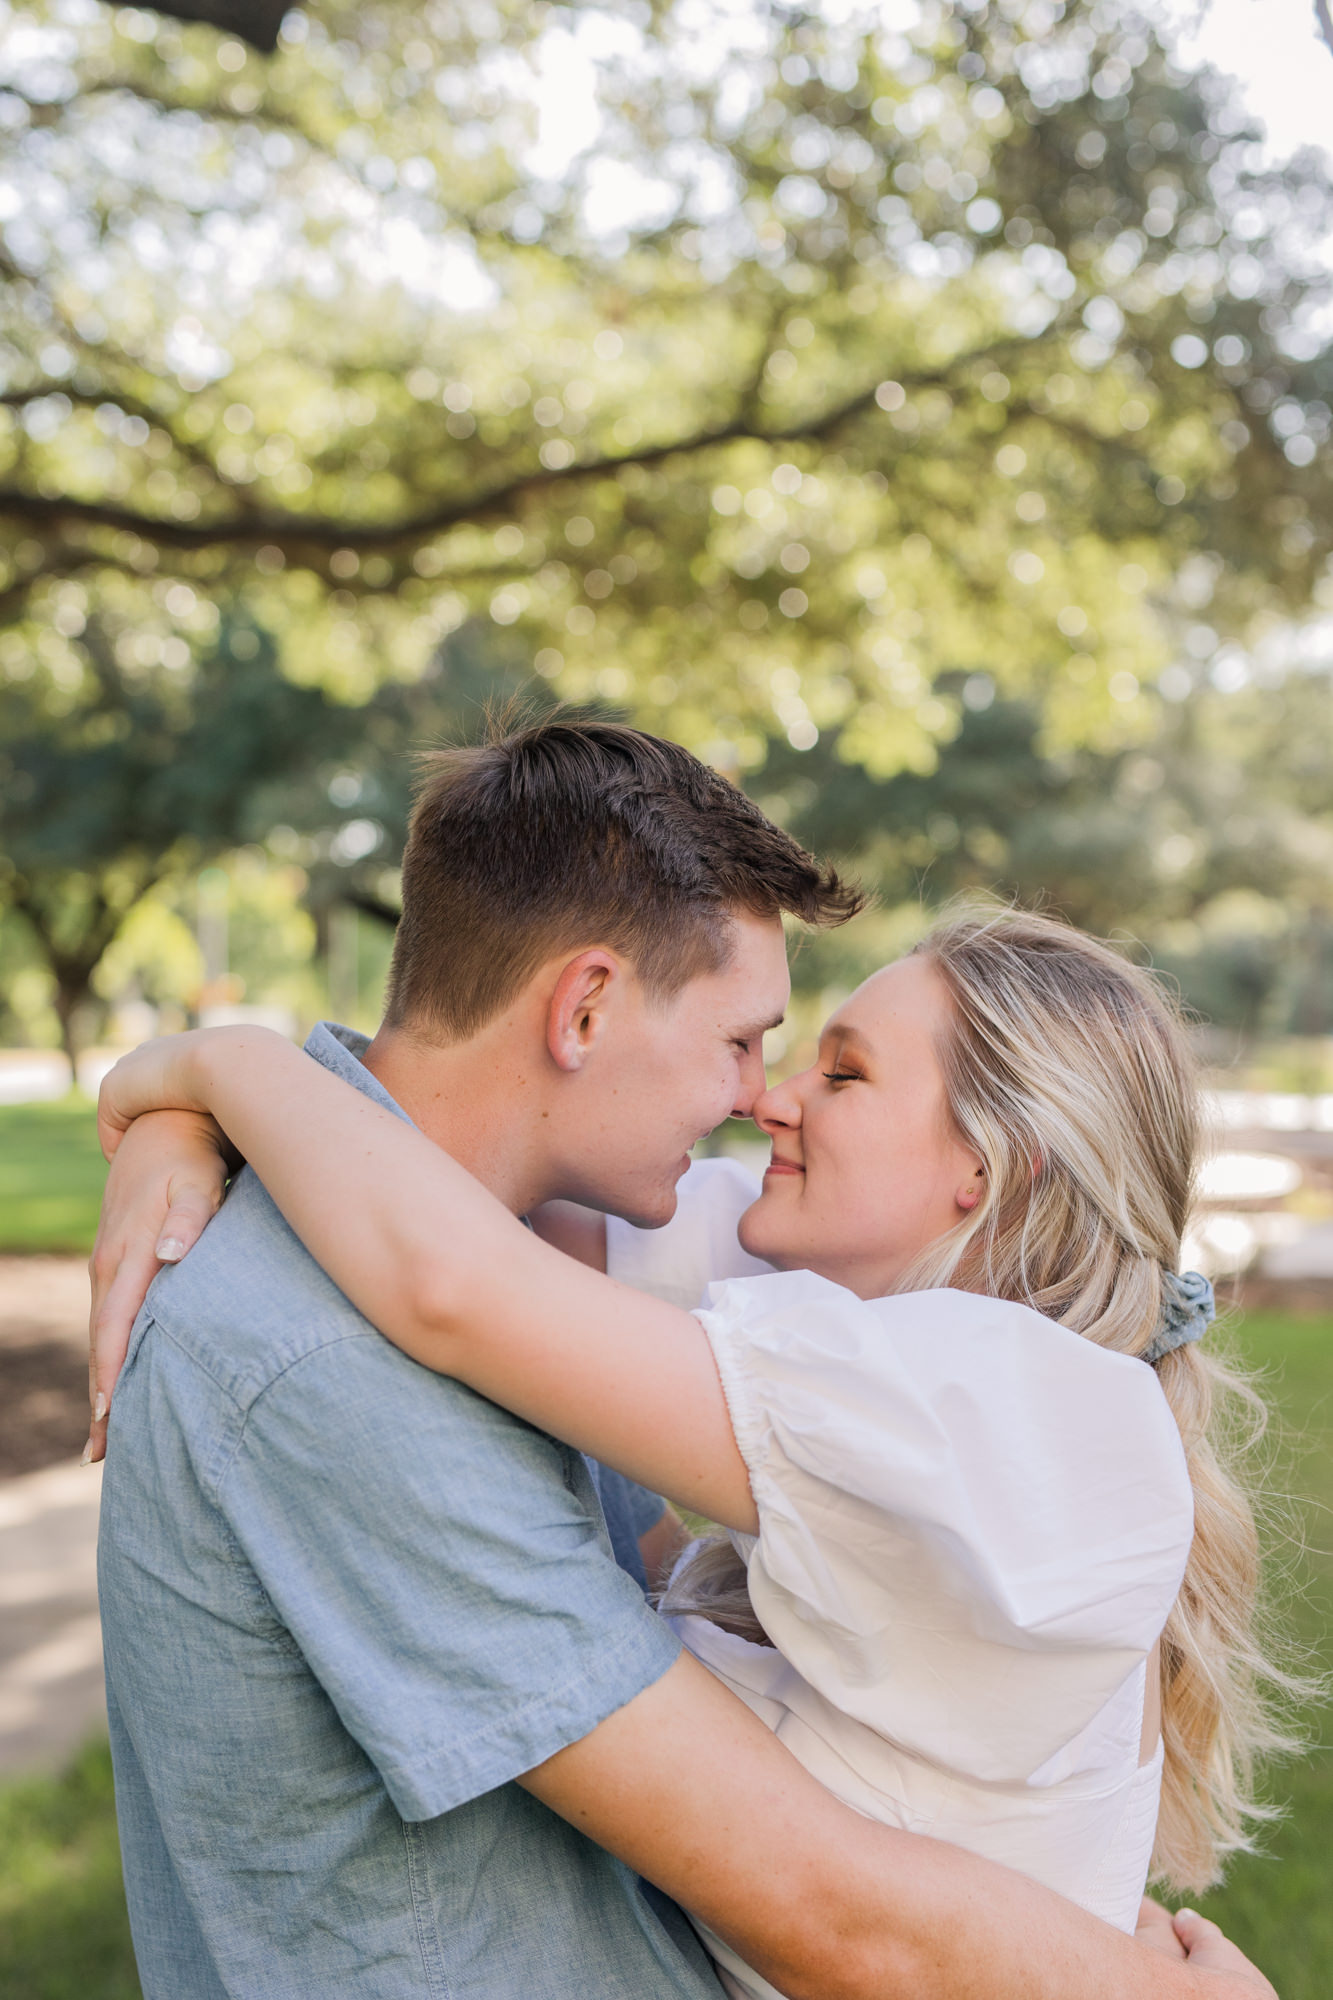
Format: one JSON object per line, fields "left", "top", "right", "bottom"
{"left": 358, "top": 1020, "right": 549, "bottom": 1216}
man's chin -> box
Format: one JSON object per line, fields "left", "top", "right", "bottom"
{"left": 615, "top": 1180, "right": 681, "bottom": 1231}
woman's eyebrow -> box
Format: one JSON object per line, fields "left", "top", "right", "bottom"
{"left": 823, "top": 1023, "right": 873, "bottom": 1056}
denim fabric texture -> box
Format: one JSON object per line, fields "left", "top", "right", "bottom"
{"left": 99, "top": 1023, "right": 720, "bottom": 1999}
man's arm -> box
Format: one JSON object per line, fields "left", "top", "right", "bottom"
{"left": 520, "top": 1651, "right": 1273, "bottom": 2000}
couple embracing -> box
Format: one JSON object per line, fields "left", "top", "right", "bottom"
{"left": 88, "top": 717, "right": 1281, "bottom": 1999}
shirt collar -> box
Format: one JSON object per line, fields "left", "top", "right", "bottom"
{"left": 306, "top": 1023, "right": 538, "bottom": 1228}
{"left": 302, "top": 1021, "right": 415, "bottom": 1127}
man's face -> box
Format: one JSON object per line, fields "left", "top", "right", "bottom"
{"left": 553, "top": 911, "right": 790, "bottom": 1227}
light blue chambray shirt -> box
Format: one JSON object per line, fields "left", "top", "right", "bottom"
{"left": 99, "top": 1024, "right": 724, "bottom": 2000}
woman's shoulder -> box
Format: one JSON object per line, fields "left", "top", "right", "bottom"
{"left": 700, "top": 1274, "right": 1194, "bottom": 1687}
{"left": 697, "top": 1272, "right": 1192, "bottom": 1539}
{"left": 704, "top": 1272, "right": 1171, "bottom": 1392}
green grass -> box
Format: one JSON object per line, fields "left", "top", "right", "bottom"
{"left": 1194, "top": 1309, "right": 1333, "bottom": 1997}
{"left": 0, "top": 1739, "right": 139, "bottom": 1999}
{"left": 3, "top": 1309, "right": 1331, "bottom": 1996}
{"left": 0, "top": 1097, "right": 106, "bottom": 1253}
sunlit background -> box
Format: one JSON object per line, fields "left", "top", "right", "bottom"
{"left": 2, "top": 2, "right": 1333, "bottom": 1994}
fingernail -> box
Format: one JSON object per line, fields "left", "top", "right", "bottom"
{"left": 80, "top": 1438, "right": 94, "bottom": 1466}
{"left": 94, "top": 1392, "right": 108, "bottom": 1424}
{"left": 156, "top": 1237, "right": 185, "bottom": 1262}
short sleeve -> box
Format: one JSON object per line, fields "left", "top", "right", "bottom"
{"left": 606, "top": 1156, "right": 772, "bottom": 1309}
{"left": 624, "top": 1476, "right": 668, "bottom": 1539}
{"left": 221, "top": 1333, "right": 681, "bottom": 1822}
{"left": 696, "top": 1272, "right": 1195, "bottom": 1784}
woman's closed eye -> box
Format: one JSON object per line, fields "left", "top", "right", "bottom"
{"left": 822, "top": 1067, "right": 862, "bottom": 1084}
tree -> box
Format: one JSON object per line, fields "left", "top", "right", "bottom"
{"left": 248, "top": 619, "right": 563, "bottom": 934}
{"left": 111, "top": 1, "right": 287, "bottom": 53}
{"left": 0, "top": 611, "right": 372, "bottom": 1059}
{"left": 2, "top": 0, "right": 1331, "bottom": 785}
{"left": 758, "top": 657, "right": 1333, "bottom": 1036}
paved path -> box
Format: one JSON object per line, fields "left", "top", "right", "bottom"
{"left": 0, "top": 1256, "right": 106, "bottom": 1776}
{"left": 0, "top": 1456, "right": 105, "bottom": 1776}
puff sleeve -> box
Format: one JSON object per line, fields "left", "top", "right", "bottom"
{"left": 696, "top": 1272, "right": 1194, "bottom": 1784}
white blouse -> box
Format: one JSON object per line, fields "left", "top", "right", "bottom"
{"left": 608, "top": 1161, "right": 1194, "bottom": 1997}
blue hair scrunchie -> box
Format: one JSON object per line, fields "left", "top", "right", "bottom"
{"left": 1142, "top": 1269, "right": 1215, "bottom": 1366}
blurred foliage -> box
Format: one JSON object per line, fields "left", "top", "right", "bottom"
{"left": 760, "top": 658, "right": 1333, "bottom": 1033}
{"left": 2, "top": 0, "right": 1333, "bottom": 1042}
{"left": 3, "top": 0, "right": 1331, "bottom": 748}
{"left": 0, "top": 613, "right": 371, "bottom": 1054}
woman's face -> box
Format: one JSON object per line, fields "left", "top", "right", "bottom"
{"left": 737, "top": 954, "right": 985, "bottom": 1299}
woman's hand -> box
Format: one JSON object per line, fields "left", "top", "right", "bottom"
{"left": 95, "top": 1028, "right": 242, "bottom": 1162}
{"left": 85, "top": 1106, "right": 234, "bottom": 1463}
{"left": 1172, "top": 1908, "right": 1276, "bottom": 1994}
{"left": 1135, "top": 1899, "right": 1186, "bottom": 1960}
{"left": 1136, "top": 1896, "right": 1274, "bottom": 1991}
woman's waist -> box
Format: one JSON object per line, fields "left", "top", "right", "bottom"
{"left": 673, "top": 1611, "right": 1150, "bottom": 1804}
{"left": 680, "top": 1612, "right": 1160, "bottom": 1940}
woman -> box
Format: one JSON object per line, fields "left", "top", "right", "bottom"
{"left": 92, "top": 910, "right": 1292, "bottom": 2000}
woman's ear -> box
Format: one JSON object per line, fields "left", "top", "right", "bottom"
{"left": 546, "top": 950, "right": 619, "bottom": 1072}
{"left": 955, "top": 1162, "right": 985, "bottom": 1212}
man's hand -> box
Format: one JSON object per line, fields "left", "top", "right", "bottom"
{"left": 86, "top": 1107, "right": 232, "bottom": 1463}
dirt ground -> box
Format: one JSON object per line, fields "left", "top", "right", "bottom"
{"left": 0, "top": 1258, "right": 107, "bottom": 1774}
{"left": 0, "top": 1258, "right": 93, "bottom": 1479}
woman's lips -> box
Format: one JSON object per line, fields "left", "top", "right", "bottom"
{"left": 764, "top": 1159, "right": 804, "bottom": 1177}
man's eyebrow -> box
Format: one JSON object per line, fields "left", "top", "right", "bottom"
{"left": 735, "top": 1010, "right": 787, "bottom": 1041}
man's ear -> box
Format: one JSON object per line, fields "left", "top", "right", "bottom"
{"left": 546, "top": 949, "right": 621, "bottom": 1073}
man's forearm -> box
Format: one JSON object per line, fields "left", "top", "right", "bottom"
{"left": 779, "top": 1819, "right": 1249, "bottom": 2000}
{"left": 521, "top": 1654, "right": 1269, "bottom": 2000}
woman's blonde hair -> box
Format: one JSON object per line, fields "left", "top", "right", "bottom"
{"left": 664, "top": 905, "right": 1302, "bottom": 1894}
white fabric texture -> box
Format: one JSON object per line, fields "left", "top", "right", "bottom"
{"left": 607, "top": 1155, "right": 774, "bottom": 1307}
{"left": 609, "top": 1161, "right": 1195, "bottom": 1994}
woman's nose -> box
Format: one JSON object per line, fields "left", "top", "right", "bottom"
{"left": 754, "top": 1072, "right": 803, "bottom": 1135}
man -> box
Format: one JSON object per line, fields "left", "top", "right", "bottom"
{"left": 89, "top": 718, "right": 1269, "bottom": 1998}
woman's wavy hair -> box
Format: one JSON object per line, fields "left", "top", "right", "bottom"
{"left": 665, "top": 905, "right": 1306, "bottom": 1894}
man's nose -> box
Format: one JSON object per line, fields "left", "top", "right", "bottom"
{"left": 731, "top": 1043, "right": 769, "bottom": 1119}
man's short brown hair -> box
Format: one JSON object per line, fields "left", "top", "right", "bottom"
{"left": 383, "top": 716, "right": 863, "bottom": 1039}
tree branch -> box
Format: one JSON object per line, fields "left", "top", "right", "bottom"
{"left": 78, "top": 73, "right": 309, "bottom": 137}
{"left": 0, "top": 350, "right": 1023, "bottom": 572}
{"left": 0, "top": 552, "right": 145, "bottom": 623}
{"left": 342, "top": 888, "right": 401, "bottom": 928}
{"left": 90, "top": 0, "right": 288, "bottom": 54}
{"left": 0, "top": 385, "right": 267, "bottom": 506}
